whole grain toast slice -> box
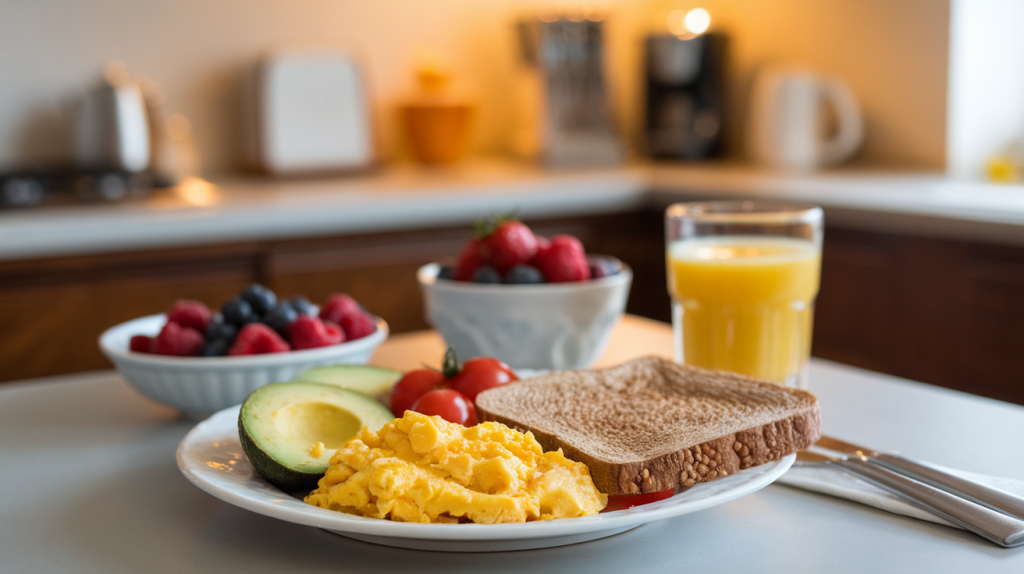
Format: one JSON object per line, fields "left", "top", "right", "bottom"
{"left": 475, "top": 356, "right": 820, "bottom": 496}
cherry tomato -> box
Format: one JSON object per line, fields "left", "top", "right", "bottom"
{"left": 411, "top": 389, "right": 479, "bottom": 426}
{"left": 389, "top": 369, "right": 445, "bottom": 417}
{"left": 601, "top": 489, "right": 675, "bottom": 513}
{"left": 448, "top": 357, "right": 519, "bottom": 403}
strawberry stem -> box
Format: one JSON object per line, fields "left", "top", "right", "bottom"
{"left": 471, "top": 210, "right": 520, "bottom": 239}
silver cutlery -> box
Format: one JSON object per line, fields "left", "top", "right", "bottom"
{"left": 816, "top": 435, "right": 1024, "bottom": 521}
{"left": 796, "top": 450, "right": 1024, "bottom": 547}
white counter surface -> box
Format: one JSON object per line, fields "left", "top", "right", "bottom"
{"left": 4, "top": 161, "right": 1024, "bottom": 261}
{"left": 2, "top": 318, "right": 1023, "bottom": 572}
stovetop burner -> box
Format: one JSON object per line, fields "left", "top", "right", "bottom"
{"left": 0, "top": 169, "right": 165, "bottom": 209}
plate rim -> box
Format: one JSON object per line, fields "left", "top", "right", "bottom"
{"left": 176, "top": 405, "right": 794, "bottom": 542}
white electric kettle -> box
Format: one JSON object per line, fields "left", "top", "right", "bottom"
{"left": 747, "top": 66, "right": 863, "bottom": 171}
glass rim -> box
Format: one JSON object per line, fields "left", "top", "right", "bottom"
{"left": 665, "top": 200, "right": 823, "bottom": 224}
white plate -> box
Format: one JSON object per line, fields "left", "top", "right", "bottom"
{"left": 176, "top": 406, "right": 794, "bottom": 552}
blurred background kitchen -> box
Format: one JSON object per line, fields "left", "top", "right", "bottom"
{"left": 2, "top": 1, "right": 1023, "bottom": 403}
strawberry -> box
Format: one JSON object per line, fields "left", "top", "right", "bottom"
{"left": 153, "top": 322, "right": 205, "bottom": 356}
{"left": 319, "top": 293, "right": 362, "bottom": 325}
{"left": 288, "top": 316, "right": 345, "bottom": 350}
{"left": 229, "top": 323, "right": 291, "bottom": 355}
{"left": 166, "top": 300, "right": 212, "bottom": 332}
{"left": 531, "top": 235, "right": 552, "bottom": 266}
{"left": 453, "top": 238, "right": 485, "bottom": 282}
{"left": 340, "top": 312, "right": 376, "bottom": 341}
{"left": 532, "top": 234, "right": 591, "bottom": 282}
{"left": 129, "top": 335, "right": 155, "bottom": 353}
{"left": 477, "top": 219, "right": 538, "bottom": 274}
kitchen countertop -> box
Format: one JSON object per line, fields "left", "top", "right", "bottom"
{"left": 4, "top": 160, "right": 1024, "bottom": 261}
{"left": 2, "top": 316, "right": 1022, "bottom": 572}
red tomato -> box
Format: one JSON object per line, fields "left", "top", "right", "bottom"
{"left": 448, "top": 357, "right": 519, "bottom": 403}
{"left": 411, "top": 389, "right": 479, "bottom": 426}
{"left": 389, "top": 369, "right": 445, "bottom": 417}
{"left": 601, "top": 489, "right": 675, "bottom": 513}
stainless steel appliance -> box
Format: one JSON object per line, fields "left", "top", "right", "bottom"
{"left": 515, "top": 17, "right": 623, "bottom": 168}
{"left": 73, "top": 62, "right": 151, "bottom": 174}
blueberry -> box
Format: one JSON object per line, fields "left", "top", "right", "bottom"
{"left": 221, "top": 297, "right": 257, "bottom": 327}
{"left": 263, "top": 302, "right": 298, "bottom": 334}
{"left": 505, "top": 264, "right": 545, "bottom": 284}
{"left": 200, "top": 339, "right": 230, "bottom": 357}
{"left": 437, "top": 265, "right": 455, "bottom": 280}
{"left": 206, "top": 316, "right": 238, "bottom": 343}
{"left": 290, "top": 296, "right": 316, "bottom": 316}
{"left": 472, "top": 266, "right": 502, "bottom": 284}
{"left": 587, "top": 255, "right": 618, "bottom": 279}
{"left": 241, "top": 283, "right": 277, "bottom": 315}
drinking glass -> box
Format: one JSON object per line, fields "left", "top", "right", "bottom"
{"left": 665, "top": 201, "right": 823, "bottom": 388}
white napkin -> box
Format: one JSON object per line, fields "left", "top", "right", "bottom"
{"left": 779, "top": 461, "right": 1024, "bottom": 528}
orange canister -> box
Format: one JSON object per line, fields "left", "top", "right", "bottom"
{"left": 398, "top": 66, "right": 475, "bottom": 164}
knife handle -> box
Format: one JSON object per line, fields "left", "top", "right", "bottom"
{"left": 872, "top": 453, "right": 1024, "bottom": 521}
{"left": 833, "top": 458, "right": 1024, "bottom": 548}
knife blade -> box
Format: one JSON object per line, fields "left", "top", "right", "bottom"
{"left": 815, "top": 435, "right": 1024, "bottom": 521}
{"left": 796, "top": 450, "right": 1024, "bottom": 547}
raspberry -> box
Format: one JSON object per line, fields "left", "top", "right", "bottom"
{"left": 341, "top": 312, "right": 377, "bottom": 341}
{"left": 153, "top": 322, "right": 204, "bottom": 356}
{"left": 129, "top": 335, "right": 155, "bottom": 353}
{"left": 229, "top": 323, "right": 291, "bottom": 355}
{"left": 532, "top": 234, "right": 591, "bottom": 282}
{"left": 166, "top": 300, "right": 212, "bottom": 332}
{"left": 319, "top": 293, "right": 362, "bottom": 325}
{"left": 288, "top": 315, "right": 345, "bottom": 350}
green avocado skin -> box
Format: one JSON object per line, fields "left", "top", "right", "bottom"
{"left": 237, "top": 411, "right": 324, "bottom": 493}
{"left": 236, "top": 381, "right": 394, "bottom": 494}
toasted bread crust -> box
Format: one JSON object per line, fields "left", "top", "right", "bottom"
{"left": 477, "top": 357, "right": 821, "bottom": 495}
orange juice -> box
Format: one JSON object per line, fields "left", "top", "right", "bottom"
{"left": 666, "top": 236, "right": 821, "bottom": 384}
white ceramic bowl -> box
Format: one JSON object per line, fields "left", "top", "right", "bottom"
{"left": 417, "top": 260, "right": 632, "bottom": 370}
{"left": 99, "top": 313, "right": 388, "bottom": 417}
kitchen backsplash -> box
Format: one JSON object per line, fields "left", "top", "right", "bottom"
{"left": 0, "top": 0, "right": 951, "bottom": 174}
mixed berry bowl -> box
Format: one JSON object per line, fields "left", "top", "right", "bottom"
{"left": 99, "top": 313, "right": 388, "bottom": 417}
{"left": 418, "top": 259, "right": 631, "bottom": 371}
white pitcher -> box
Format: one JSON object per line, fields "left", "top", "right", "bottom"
{"left": 747, "top": 67, "right": 863, "bottom": 171}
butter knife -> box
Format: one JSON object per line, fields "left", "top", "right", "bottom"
{"left": 797, "top": 451, "right": 1024, "bottom": 547}
{"left": 816, "top": 435, "right": 1024, "bottom": 521}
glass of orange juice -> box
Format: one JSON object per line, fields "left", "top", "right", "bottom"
{"left": 665, "top": 201, "right": 823, "bottom": 388}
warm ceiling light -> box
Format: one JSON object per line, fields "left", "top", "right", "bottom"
{"left": 685, "top": 8, "right": 711, "bottom": 35}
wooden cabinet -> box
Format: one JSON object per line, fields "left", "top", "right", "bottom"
{"left": 0, "top": 211, "right": 668, "bottom": 383}
{"left": 0, "top": 245, "right": 258, "bottom": 381}
{"left": 812, "top": 228, "right": 1024, "bottom": 405}
{"left": 2, "top": 208, "right": 1022, "bottom": 406}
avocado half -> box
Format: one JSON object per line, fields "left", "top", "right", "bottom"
{"left": 292, "top": 365, "right": 402, "bottom": 404}
{"left": 238, "top": 381, "right": 394, "bottom": 492}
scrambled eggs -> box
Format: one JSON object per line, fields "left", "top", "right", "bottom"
{"left": 304, "top": 411, "right": 607, "bottom": 523}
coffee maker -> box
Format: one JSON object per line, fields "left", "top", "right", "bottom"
{"left": 644, "top": 32, "right": 726, "bottom": 160}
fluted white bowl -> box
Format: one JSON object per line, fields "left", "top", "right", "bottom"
{"left": 99, "top": 313, "right": 388, "bottom": 417}
{"left": 418, "top": 260, "right": 632, "bottom": 370}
